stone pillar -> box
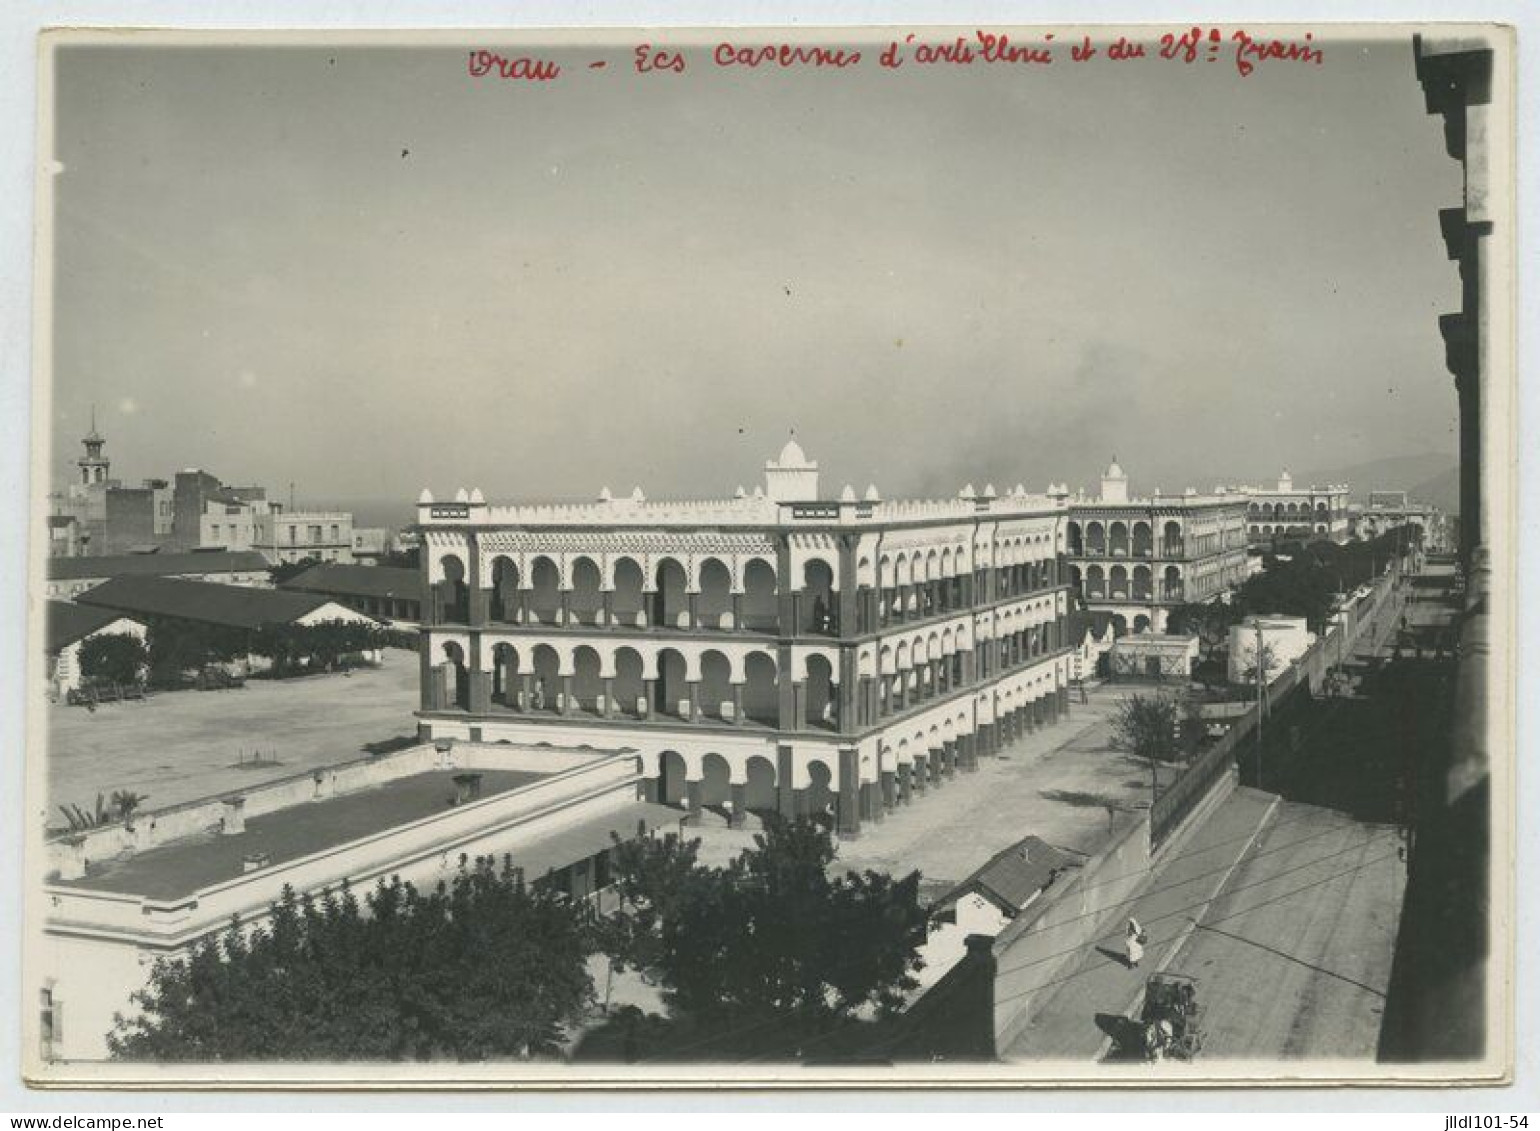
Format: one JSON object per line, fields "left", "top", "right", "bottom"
{"left": 687, "top": 681, "right": 700, "bottom": 722}
{"left": 518, "top": 672, "right": 533, "bottom": 712}
{"left": 896, "top": 765, "right": 912, "bottom": 805}
{"left": 729, "top": 783, "right": 748, "bottom": 827}
{"left": 777, "top": 643, "right": 797, "bottom": 729}
{"left": 559, "top": 590, "right": 572, "bottom": 627}
{"left": 685, "top": 779, "right": 703, "bottom": 819}
{"left": 731, "top": 592, "right": 744, "bottom": 630}
{"left": 641, "top": 678, "right": 655, "bottom": 719}
{"left": 602, "top": 677, "right": 615, "bottom": 718}
{"left": 467, "top": 538, "right": 486, "bottom": 626}
{"left": 776, "top": 743, "right": 798, "bottom": 817}
{"left": 943, "top": 740, "right": 958, "bottom": 777}
{"left": 732, "top": 683, "right": 745, "bottom": 725}
{"left": 837, "top": 746, "right": 861, "bottom": 838}
{"left": 912, "top": 758, "right": 928, "bottom": 793}
{"left": 418, "top": 636, "right": 435, "bottom": 711}
{"left": 960, "top": 732, "right": 977, "bottom": 771}
{"left": 558, "top": 674, "right": 572, "bottom": 716}
{"left": 881, "top": 770, "right": 897, "bottom": 810}
{"left": 688, "top": 592, "right": 700, "bottom": 629}
{"left": 601, "top": 590, "right": 614, "bottom": 626}
{"left": 468, "top": 669, "right": 491, "bottom": 714}
{"left": 860, "top": 781, "right": 882, "bottom": 823}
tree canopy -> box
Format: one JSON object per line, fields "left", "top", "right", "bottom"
{"left": 109, "top": 856, "right": 597, "bottom": 1062}
{"left": 77, "top": 632, "right": 149, "bottom": 686}
{"left": 604, "top": 816, "right": 927, "bottom": 1025}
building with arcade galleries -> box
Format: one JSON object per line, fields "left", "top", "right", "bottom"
{"left": 412, "top": 440, "right": 1075, "bottom": 838}
{"left": 1064, "top": 460, "right": 1250, "bottom": 640}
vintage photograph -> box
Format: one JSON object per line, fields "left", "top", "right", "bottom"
{"left": 24, "top": 24, "right": 1515, "bottom": 1086}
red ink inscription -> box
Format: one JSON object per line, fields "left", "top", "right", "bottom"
{"left": 633, "top": 45, "right": 686, "bottom": 74}
{"left": 1230, "top": 30, "right": 1324, "bottom": 77}
{"left": 467, "top": 50, "right": 561, "bottom": 82}
{"left": 713, "top": 42, "right": 863, "bottom": 69}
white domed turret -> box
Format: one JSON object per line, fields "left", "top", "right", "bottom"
{"left": 469, "top": 488, "right": 484, "bottom": 504}
{"left": 764, "top": 433, "right": 820, "bottom": 502}
{"left": 454, "top": 487, "right": 469, "bottom": 503}
{"left": 1278, "top": 470, "right": 1294, "bottom": 492}
{"left": 417, "top": 488, "right": 434, "bottom": 504}
{"left": 840, "top": 484, "right": 856, "bottom": 502}
{"left": 733, "top": 484, "right": 747, "bottom": 499}
{"left": 959, "top": 483, "right": 976, "bottom": 499}
{"left": 983, "top": 483, "right": 998, "bottom": 499}
{"left": 777, "top": 436, "right": 808, "bottom": 467}
{"left": 630, "top": 486, "right": 646, "bottom": 503}
{"left": 598, "top": 486, "right": 613, "bottom": 502}
{"left": 1100, "top": 458, "right": 1130, "bottom": 504}
{"left": 864, "top": 484, "right": 881, "bottom": 502}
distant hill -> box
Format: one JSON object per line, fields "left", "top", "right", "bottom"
{"left": 1287, "top": 452, "right": 1458, "bottom": 507}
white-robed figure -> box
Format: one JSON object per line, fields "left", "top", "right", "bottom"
{"left": 1126, "top": 917, "right": 1145, "bottom": 968}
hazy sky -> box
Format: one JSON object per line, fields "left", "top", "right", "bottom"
{"left": 49, "top": 31, "right": 1462, "bottom": 509}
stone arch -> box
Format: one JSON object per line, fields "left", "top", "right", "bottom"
{"left": 654, "top": 558, "right": 690, "bottom": 628}
{"left": 1067, "top": 521, "right": 1083, "bottom": 555}
{"left": 489, "top": 556, "right": 520, "bottom": 623}
{"left": 1132, "top": 521, "right": 1153, "bottom": 557}
{"left": 1133, "top": 564, "right": 1153, "bottom": 600}
{"left": 436, "top": 555, "right": 469, "bottom": 623}
{"left": 1110, "top": 564, "right": 1129, "bottom": 598}
{"left": 1086, "top": 564, "right": 1106, "bottom": 597}
{"left": 611, "top": 556, "right": 646, "bottom": 626}
{"left": 744, "top": 755, "right": 777, "bottom": 811}
{"left": 1133, "top": 614, "right": 1151, "bottom": 633}
{"left": 744, "top": 651, "right": 778, "bottom": 725}
{"left": 742, "top": 558, "right": 778, "bottom": 631}
{"left": 1162, "top": 521, "right": 1182, "bottom": 556}
{"left": 1109, "top": 521, "right": 1130, "bottom": 556}
{"left": 805, "top": 760, "right": 835, "bottom": 818}
{"left": 491, "top": 642, "right": 520, "bottom": 707}
{"left": 700, "top": 753, "right": 732, "bottom": 808}
{"left": 569, "top": 556, "right": 603, "bottom": 626}
{"left": 658, "top": 750, "right": 688, "bottom": 807}
{"left": 614, "top": 646, "right": 645, "bottom": 718}
{"left": 530, "top": 643, "right": 561, "bottom": 713}
{"left": 1163, "top": 565, "right": 1182, "bottom": 600}
{"left": 529, "top": 556, "right": 562, "bottom": 625}
{"left": 656, "top": 647, "right": 689, "bottom": 718}
{"left": 571, "top": 644, "right": 603, "bottom": 714}
{"left": 805, "top": 653, "right": 835, "bottom": 727}
{"left": 804, "top": 559, "right": 835, "bottom": 634}
{"left": 1085, "top": 522, "right": 1106, "bottom": 554}
{"left": 698, "top": 557, "right": 734, "bottom": 629}
{"left": 699, "top": 649, "right": 733, "bottom": 720}
{"left": 440, "top": 640, "right": 468, "bottom": 709}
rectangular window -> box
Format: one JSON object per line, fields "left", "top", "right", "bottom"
{"left": 330, "top": 524, "right": 340, "bottom": 542}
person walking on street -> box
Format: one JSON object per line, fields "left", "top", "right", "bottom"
{"left": 1126, "top": 917, "right": 1146, "bottom": 968}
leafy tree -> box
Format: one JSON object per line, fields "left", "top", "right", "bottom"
{"left": 77, "top": 632, "right": 149, "bottom": 687}
{"left": 607, "top": 816, "right": 926, "bottom": 1026}
{"left": 1110, "top": 692, "right": 1184, "bottom": 766}
{"left": 248, "top": 620, "right": 389, "bottom": 677}
{"left": 146, "top": 619, "right": 247, "bottom": 685}
{"left": 268, "top": 556, "right": 323, "bottom": 586}
{"left": 109, "top": 855, "right": 597, "bottom": 1062}
{"left": 1164, "top": 602, "right": 1241, "bottom": 687}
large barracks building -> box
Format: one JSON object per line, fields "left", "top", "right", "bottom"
{"left": 411, "top": 440, "right": 1073, "bottom": 837}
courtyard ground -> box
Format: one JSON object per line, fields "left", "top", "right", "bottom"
{"left": 43, "top": 655, "right": 419, "bottom": 824}
{"left": 691, "top": 682, "right": 1165, "bottom": 894}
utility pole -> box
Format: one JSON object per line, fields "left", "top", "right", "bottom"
{"left": 1254, "top": 620, "right": 1266, "bottom": 790}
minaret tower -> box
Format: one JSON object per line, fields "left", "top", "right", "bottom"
{"left": 78, "top": 405, "right": 110, "bottom": 486}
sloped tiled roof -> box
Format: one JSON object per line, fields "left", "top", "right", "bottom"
{"left": 75, "top": 575, "right": 341, "bottom": 630}
{"left": 46, "top": 549, "right": 271, "bottom": 582}
{"left": 45, "top": 600, "right": 142, "bottom": 654}
{"left": 933, "top": 835, "right": 1080, "bottom": 918}
{"left": 280, "top": 563, "right": 420, "bottom": 603}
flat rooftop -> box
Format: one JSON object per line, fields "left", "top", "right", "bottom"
{"left": 59, "top": 768, "right": 548, "bottom": 901}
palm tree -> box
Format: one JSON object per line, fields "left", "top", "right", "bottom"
{"left": 111, "top": 790, "right": 149, "bottom": 831}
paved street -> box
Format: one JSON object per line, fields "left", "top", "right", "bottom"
{"left": 1165, "top": 802, "right": 1404, "bottom": 1059}
{"left": 45, "top": 656, "right": 419, "bottom": 821}
{"left": 693, "top": 682, "right": 1165, "bottom": 888}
